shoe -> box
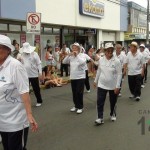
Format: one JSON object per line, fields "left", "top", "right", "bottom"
{"left": 86, "top": 90, "right": 90, "bottom": 93}
{"left": 135, "top": 96, "right": 140, "bottom": 101}
{"left": 118, "top": 93, "right": 122, "bottom": 97}
{"left": 141, "top": 85, "right": 145, "bottom": 88}
{"left": 70, "top": 107, "right": 77, "bottom": 112}
{"left": 95, "top": 118, "right": 104, "bottom": 125}
{"left": 110, "top": 115, "right": 117, "bottom": 121}
{"left": 76, "top": 109, "right": 83, "bottom": 114}
{"left": 36, "top": 103, "right": 42, "bottom": 107}
{"left": 129, "top": 94, "right": 135, "bottom": 98}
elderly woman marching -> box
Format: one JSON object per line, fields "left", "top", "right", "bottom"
{"left": 94, "top": 43, "right": 122, "bottom": 125}
{"left": 63, "top": 43, "right": 87, "bottom": 114}
{"left": 0, "top": 35, "right": 38, "bottom": 149}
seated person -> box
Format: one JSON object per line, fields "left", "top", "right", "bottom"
{"left": 51, "top": 66, "right": 68, "bottom": 86}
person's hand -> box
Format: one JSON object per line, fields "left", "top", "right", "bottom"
{"left": 27, "top": 114, "right": 38, "bottom": 132}
{"left": 73, "top": 51, "right": 78, "bottom": 57}
{"left": 114, "top": 88, "right": 120, "bottom": 95}
{"left": 39, "top": 75, "right": 43, "bottom": 81}
{"left": 93, "top": 82, "right": 97, "bottom": 88}
{"left": 141, "top": 70, "right": 144, "bottom": 77}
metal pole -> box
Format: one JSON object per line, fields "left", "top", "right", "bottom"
{"left": 146, "top": 0, "right": 149, "bottom": 44}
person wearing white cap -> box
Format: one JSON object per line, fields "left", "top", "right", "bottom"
{"left": 113, "top": 44, "right": 127, "bottom": 96}
{"left": 63, "top": 43, "right": 87, "bottom": 114}
{"left": 0, "top": 35, "right": 38, "bottom": 150}
{"left": 94, "top": 43, "right": 122, "bottom": 125}
{"left": 139, "top": 44, "right": 150, "bottom": 85}
{"left": 20, "top": 42, "right": 43, "bottom": 107}
{"left": 124, "top": 42, "right": 145, "bottom": 101}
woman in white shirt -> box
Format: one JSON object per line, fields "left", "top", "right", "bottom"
{"left": 63, "top": 43, "right": 87, "bottom": 114}
{"left": 0, "top": 35, "right": 38, "bottom": 150}
{"left": 94, "top": 43, "right": 122, "bottom": 125}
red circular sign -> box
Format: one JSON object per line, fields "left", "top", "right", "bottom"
{"left": 28, "top": 14, "right": 40, "bottom": 25}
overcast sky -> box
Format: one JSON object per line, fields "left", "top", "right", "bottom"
{"left": 128, "top": 0, "right": 147, "bottom": 8}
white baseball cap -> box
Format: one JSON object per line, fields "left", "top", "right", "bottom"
{"left": 139, "top": 44, "right": 145, "bottom": 48}
{"left": 0, "top": 34, "right": 14, "bottom": 51}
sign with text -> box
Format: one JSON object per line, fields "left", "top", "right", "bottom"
{"left": 26, "top": 12, "right": 41, "bottom": 34}
{"left": 79, "top": 0, "right": 104, "bottom": 18}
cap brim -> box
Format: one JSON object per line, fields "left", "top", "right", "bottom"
{"left": 0, "top": 42, "right": 14, "bottom": 51}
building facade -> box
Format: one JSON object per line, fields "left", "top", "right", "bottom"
{"left": 0, "top": 0, "right": 128, "bottom": 61}
{"left": 125, "top": 1, "right": 147, "bottom": 45}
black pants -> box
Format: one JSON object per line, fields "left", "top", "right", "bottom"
{"left": 128, "top": 74, "right": 142, "bottom": 97}
{"left": 97, "top": 88, "right": 118, "bottom": 119}
{"left": 144, "top": 63, "right": 148, "bottom": 82}
{"left": 0, "top": 127, "right": 29, "bottom": 150}
{"left": 60, "top": 63, "right": 68, "bottom": 77}
{"left": 85, "top": 70, "right": 90, "bottom": 91}
{"left": 29, "top": 77, "right": 42, "bottom": 103}
{"left": 71, "top": 79, "right": 85, "bottom": 109}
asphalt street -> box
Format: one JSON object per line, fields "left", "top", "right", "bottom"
{"left": 1, "top": 68, "right": 150, "bottom": 150}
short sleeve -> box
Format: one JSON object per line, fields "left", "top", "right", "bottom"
{"left": 12, "top": 63, "right": 29, "bottom": 94}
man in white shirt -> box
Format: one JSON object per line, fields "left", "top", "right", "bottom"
{"left": 113, "top": 44, "right": 127, "bottom": 96}
{"left": 124, "top": 42, "right": 145, "bottom": 101}
{"left": 20, "top": 42, "right": 43, "bottom": 107}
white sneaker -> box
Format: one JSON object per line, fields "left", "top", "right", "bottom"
{"left": 110, "top": 115, "right": 117, "bottom": 121}
{"left": 76, "top": 109, "right": 83, "bottom": 114}
{"left": 118, "top": 93, "right": 122, "bottom": 97}
{"left": 141, "top": 85, "right": 145, "bottom": 88}
{"left": 86, "top": 90, "right": 90, "bottom": 93}
{"left": 70, "top": 107, "right": 76, "bottom": 112}
{"left": 36, "top": 103, "right": 42, "bottom": 107}
{"left": 129, "top": 94, "right": 134, "bottom": 98}
{"left": 135, "top": 96, "right": 140, "bottom": 101}
{"left": 95, "top": 118, "right": 104, "bottom": 125}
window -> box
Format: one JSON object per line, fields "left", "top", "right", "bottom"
{"left": 9, "top": 24, "right": 21, "bottom": 31}
{"left": 44, "top": 27, "right": 52, "bottom": 33}
{"left": 0, "top": 24, "right": 7, "bottom": 30}
{"left": 53, "top": 28, "right": 60, "bottom": 34}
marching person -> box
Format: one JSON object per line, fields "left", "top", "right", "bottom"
{"left": 0, "top": 35, "right": 38, "bottom": 150}
{"left": 124, "top": 42, "right": 145, "bottom": 101}
{"left": 94, "top": 43, "right": 122, "bottom": 125}
{"left": 139, "top": 44, "right": 150, "bottom": 88}
{"left": 20, "top": 42, "right": 43, "bottom": 107}
{"left": 113, "top": 44, "right": 127, "bottom": 96}
{"left": 63, "top": 43, "right": 87, "bottom": 114}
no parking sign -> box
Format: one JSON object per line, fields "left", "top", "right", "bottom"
{"left": 26, "top": 12, "right": 41, "bottom": 34}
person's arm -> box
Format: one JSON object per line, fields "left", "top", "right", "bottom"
{"left": 94, "top": 60, "right": 101, "bottom": 87}
{"left": 21, "top": 93, "right": 38, "bottom": 132}
{"left": 12, "top": 63, "right": 38, "bottom": 132}
{"left": 62, "top": 55, "right": 70, "bottom": 64}
{"left": 34, "top": 52, "right": 42, "bottom": 80}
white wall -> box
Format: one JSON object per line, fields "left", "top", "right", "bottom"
{"left": 36, "top": 0, "right": 120, "bottom": 31}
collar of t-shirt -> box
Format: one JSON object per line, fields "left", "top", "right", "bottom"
{"left": 0, "top": 55, "right": 11, "bottom": 69}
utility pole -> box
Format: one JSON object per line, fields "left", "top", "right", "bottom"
{"left": 146, "top": 0, "right": 149, "bottom": 44}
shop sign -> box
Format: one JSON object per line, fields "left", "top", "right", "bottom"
{"left": 85, "top": 29, "right": 96, "bottom": 34}
{"left": 26, "top": 12, "right": 41, "bottom": 34}
{"left": 124, "top": 33, "right": 146, "bottom": 40}
{"left": 79, "top": 0, "right": 104, "bottom": 18}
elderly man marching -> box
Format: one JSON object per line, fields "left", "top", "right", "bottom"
{"left": 20, "top": 42, "right": 43, "bottom": 107}
{"left": 94, "top": 43, "right": 122, "bottom": 125}
{"left": 63, "top": 43, "right": 87, "bottom": 114}
{"left": 139, "top": 44, "right": 150, "bottom": 87}
{"left": 124, "top": 42, "right": 145, "bottom": 101}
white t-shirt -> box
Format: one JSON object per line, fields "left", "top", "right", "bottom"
{"left": 94, "top": 56, "right": 122, "bottom": 90}
{"left": 81, "top": 53, "right": 91, "bottom": 70}
{"left": 113, "top": 52, "right": 127, "bottom": 68}
{"left": 125, "top": 51, "right": 145, "bottom": 75}
{"left": 0, "top": 56, "right": 29, "bottom": 132}
{"left": 63, "top": 53, "right": 86, "bottom": 79}
{"left": 21, "top": 52, "right": 42, "bottom": 78}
